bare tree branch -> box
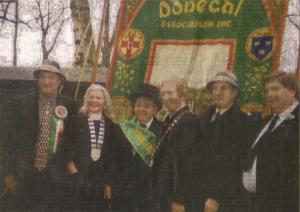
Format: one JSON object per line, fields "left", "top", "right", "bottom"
{"left": 47, "top": 17, "right": 69, "bottom": 54}
{"left": 46, "top": 0, "right": 50, "bottom": 30}
{"left": 0, "top": 0, "right": 33, "bottom": 29}
{"left": 29, "top": 0, "right": 70, "bottom": 61}
{"left": 287, "top": 14, "right": 300, "bottom": 31}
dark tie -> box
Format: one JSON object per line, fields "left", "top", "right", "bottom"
{"left": 244, "top": 115, "right": 279, "bottom": 170}
{"left": 35, "top": 100, "right": 52, "bottom": 171}
{"left": 214, "top": 111, "right": 222, "bottom": 122}
{"left": 252, "top": 115, "right": 279, "bottom": 152}
{"left": 140, "top": 124, "right": 146, "bottom": 128}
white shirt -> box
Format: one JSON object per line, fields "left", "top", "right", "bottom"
{"left": 138, "top": 117, "right": 153, "bottom": 129}
{"left": 242, "top": 101, "right": 299, "bottom": 192}
{"left": 210, "top": 105, "right": 232, "bottom": 122}
{"left": 88, "top": 113, "right": 103, "bottom": 120}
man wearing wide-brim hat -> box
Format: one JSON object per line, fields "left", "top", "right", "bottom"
{"left": 198, "top": 70, "right": 256, "bottom": 212}
{"left": 4, "top": 60, "right": 77, "bottom": 211}
{"left": 118, "top": 84, "right": 164, "bottom": 211}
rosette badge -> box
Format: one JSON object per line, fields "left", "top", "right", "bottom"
{"left": 55, "top": 105, "right": 68, "bottom": 119}
{"left": 49, "top": 105, "right": 68, "bottom": 154}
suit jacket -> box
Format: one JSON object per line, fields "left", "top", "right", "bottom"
{"left": 8, "top": 89, "right": 76, "bottom": 183}
{"left": 120, "top": 117, "right": 163, "bottom": 211}
{"left": 199, "top": 104, "right": 255, "bottom": 212}
{"left": 255, "top": 104, "right": 299, "bottom": 212}
{"left": 152, "top": 106, "right": 201, "bottom": 211}
{"left": 63, "top": 114, "right": 125, "bottom": 186}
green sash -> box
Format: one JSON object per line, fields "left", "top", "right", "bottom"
{"left": 120, "top": 117, "right": 157, "bottom": 167}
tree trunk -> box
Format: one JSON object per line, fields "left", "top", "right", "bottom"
{"left": 70, "top": 0, "right": 95, "bottom": 67}
{"left": 13, "top": 0, "right": 18, "bottom": 66}
{"left": 102, "top": 0, "right": 121, "bottom": 68}
{"left": 101, "top": 0, "right": 110, "bottom": 67}
{"left": 41, "top": 30, "right": 48, "bottom": 62}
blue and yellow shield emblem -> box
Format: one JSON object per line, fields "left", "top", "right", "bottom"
{"left": 251, "top": 36, "right": 273, "bottom": 60}
{"left": 246, "top": 28, "right": 274, "bottom": 61}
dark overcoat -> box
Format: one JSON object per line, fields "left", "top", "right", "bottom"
{"left": 152, "top": 106, "right": 201, "bottom": 211}
{"left": 121, "top": 117, "right": 163, "bottom": 212}
{"left": 255, "top": 105, "right": 299, "bottom": 212}
{"left": 199, "top": 104, "right": 255, "bottom": 212}
{"left": 63, "top": 114, "right": 125, "bottom": 186}
{"left": 9, "top": 90, "right": 76, "bottom": 178}
{"left": 6, "top": 89, "right": 76, "bottom": 211}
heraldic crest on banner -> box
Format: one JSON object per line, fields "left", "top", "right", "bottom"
{"left": 107, "top": 0, "right": 289, "bottom": 122}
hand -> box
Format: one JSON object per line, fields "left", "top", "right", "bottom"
{"left": 204, "top": 198, "right": 219, "bottom": 212}
{"left": 171, "top": 202, "right": 185, "bottom": 212}
{"left": 104, "top": 184, "right": 112, "bottom": 200}
{"left": 69, "top": 172, "right": 84, "bottom": 191}
{"left": 4, "top": 175, "right": 17, "bottom": 191}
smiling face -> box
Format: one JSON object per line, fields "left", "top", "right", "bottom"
{"left": 211, "top": 81, "right": 237, "bottom": 111}
{"left": 134, "top": 97, "right": 158, "bottom": 125}
{"left": 37, "top": 71, "right": 61, "bottom": 97}
{"left": 87, "top": 90, "right": 106, "bottom": 115}
{"left": 160, "top": 82, "right": 185, "bottom": 113}
{"left": 265, "top": 79, "right": 296, "bottom": 113}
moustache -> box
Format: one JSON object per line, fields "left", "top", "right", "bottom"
{"left": 266, "top": 97, "right": 278, "bottom": 103}
{"left": 212, "top": 96, "right": 224, "bottom": 101}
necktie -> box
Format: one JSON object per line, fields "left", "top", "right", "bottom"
{"left": 244, "top": 115, "right": 279, "bottom": 170}
{"left": 35, "top": 100, "right": 52, "bottom": 171}
{"left": 213, "top": 111, "right": 222, "bottom": 122}
{"left": 252, "top": 115, "right": 279, "bottom": 152}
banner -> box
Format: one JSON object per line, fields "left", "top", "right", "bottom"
{"left": 108, "top": 0, "right": 289, "bottom": 121}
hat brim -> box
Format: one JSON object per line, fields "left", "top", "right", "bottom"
{"left": 206, "top": 79, "right": 239, "bottom": 91}
{"left": 134, "top": 94, "right": 162, "bottom": 111}
{"left": 33, "top": 65, "right": 66, "bottom": 81}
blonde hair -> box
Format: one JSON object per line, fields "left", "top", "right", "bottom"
{"left": 79, "top": 84, "right": 114, "bottom": 119}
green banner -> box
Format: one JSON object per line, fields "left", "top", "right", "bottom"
{"left": 108, "top": 0, "right": 288, "bottom": 121}
{"left": 120, "top": 117, "right": 157, "bottom": 167}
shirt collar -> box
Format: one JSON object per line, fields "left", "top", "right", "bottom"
{"left": 39, "top": 92, "right": 56, "bottom": 104}
{"left": 276, "top": 101, "right": 299, "bottom": 120}
{"left": 88, "top": 113, "right": 103, "bottom": 120}
{"left": 215, "top": 104, "right": 233, "bottom": 115}
{"left": 138, "top": 117, "right": 153, "bottom": 129}
{"left": 168, "top": 105, "right": 188, "bottom": 119}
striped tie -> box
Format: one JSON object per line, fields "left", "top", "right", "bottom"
{"left": 35, "top": 100, "right": 52, "bottom": 171}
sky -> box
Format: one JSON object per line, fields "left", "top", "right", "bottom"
{"left": 0, "top": 0, "right": 120, "bottom": 68}
{"left": 0, "top": 0, "right": 298, "bottom": 72}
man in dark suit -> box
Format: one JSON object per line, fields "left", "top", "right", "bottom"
{"left": 5, "top": 60, "right": 76, "bottom": 211}
{"left": 121, "top": 84, "right": 163, "bottom": 212}
{"left": 199, "top": 71, "right": 255, "bottom": 212}
{"left": 242, "top": 72, "right": 299, "bottom": 212}
{"left": 153, "top": 77, "right": 200, "bottom": 212}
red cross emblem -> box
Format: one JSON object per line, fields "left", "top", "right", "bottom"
{"left": 117, "top": 29, "right": 145, "bottom": 59}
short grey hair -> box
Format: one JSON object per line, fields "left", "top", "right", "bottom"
{"left": 79, "top": 84, "right": 114, "bottom": 119}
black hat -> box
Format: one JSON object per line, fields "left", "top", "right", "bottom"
{"left": 133, "top": 84, "right": 162, "bottom": 110}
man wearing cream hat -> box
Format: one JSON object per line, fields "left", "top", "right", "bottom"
{"left": 198, "top": 71, "right": 255, "bottom": 212}
{"left": 4, "top": 60, "right": 77, "bottom": 211}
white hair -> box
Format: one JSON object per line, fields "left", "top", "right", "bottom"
{"left": 79, "top": 84, "right": 114, "bottom": 119}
